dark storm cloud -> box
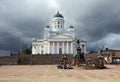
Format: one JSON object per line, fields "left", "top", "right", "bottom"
{"left": 57, "top": 0, "right": 120, "bottom": 51}
{"left": 0, "top": 0, "right": 120, "bottom": 55}
{"left": 0, "top": 0, "right": 54, "bottom": 55}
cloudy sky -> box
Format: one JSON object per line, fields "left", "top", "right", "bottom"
{"left": 0, "top": 0, "right": 120, "bottom": 56}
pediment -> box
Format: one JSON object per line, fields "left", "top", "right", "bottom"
{"left": 49, "top": 34, "right": 72, "bottom": 39}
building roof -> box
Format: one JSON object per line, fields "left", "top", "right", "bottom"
{"left": 53, "top": 11, "right": 64, "bottom": 18}
{"left": 104, "top": 49, "right": 120, "bottom": 52}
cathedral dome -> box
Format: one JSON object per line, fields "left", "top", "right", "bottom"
{"left": 53, "top": 11, "right": 64, "bottom": 18}
{"left": 69, "top": 26, "right": 74, "bottom": 28}
{"left": 46, "top": 25, "right": 49, "bottom": 28}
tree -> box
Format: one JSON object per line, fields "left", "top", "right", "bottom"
{"left": 22, "top": 49, "right": 31, "bottom": 55}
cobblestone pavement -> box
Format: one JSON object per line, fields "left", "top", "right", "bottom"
{"left": 0, "top": 65, "right": 120, "bottom": 82}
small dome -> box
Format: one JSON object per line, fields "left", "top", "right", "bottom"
{"left": 46, "top": 25, "right": 49, "bottom": 28}
{"left": 53, "top": 11, "right": 64, "bottom": 18}
{"left": 69, "top": 26, "right": 74, "bottom": 28}
{"left": 32, "top": 38, "right": 36, "bottom": 41}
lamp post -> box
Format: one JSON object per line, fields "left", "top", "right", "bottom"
{"left": 62, "top": 55, "right": 68, "bottom": 69}
{"left": 30, "top": 54, "right": 33, "bottom": 65}
{"left": 19, "top": 41, "right": 22, "bottom": 55}
{"left": 26, "top": 43, "right": 32, "bottom": 65}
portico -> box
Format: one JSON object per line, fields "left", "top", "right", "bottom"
{"left": 48, "top": 41, "right": 73, "bottom": 54}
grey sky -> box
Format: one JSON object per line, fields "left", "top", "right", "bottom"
{"left": 0, "top": 0, "right": 120, "bottom": 55}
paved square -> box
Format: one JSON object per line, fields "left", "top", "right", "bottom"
{"left": 0, "top": 65, "right": 120, "bottom": 82}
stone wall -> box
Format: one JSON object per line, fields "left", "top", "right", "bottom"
{"left": 0, "top": 54, "right": 74, "bottom": 65}
{"left": 0, "top": 56, "right": 17, "bottom": 65}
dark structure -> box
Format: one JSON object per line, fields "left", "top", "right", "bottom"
{"left": 74, "top": 47, "right": 85, "bottom": 67}
{"left": 85, "top": 52, "right": 107, "bottom": 69}
{"left": 97, "top": 55, "right": 106, "bottom": 68}
{"left": 57, "top": 54, "right": 73, "bottom": 69}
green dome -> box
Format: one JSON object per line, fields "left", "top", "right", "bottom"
{"left": 53, "top": 11, "right": 64, "bottom": 18}
{"left": 69, "top": 26, "right": 74, "bottom": 28}
{"left": 46, "top": 25, "right": 49, "bottom": 28}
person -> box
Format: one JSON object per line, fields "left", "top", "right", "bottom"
{"left": 115, "top": 60, "right": 118, "bottom": 66}
{"left": 92, "top": 63, "right": 95, "bottom": 68}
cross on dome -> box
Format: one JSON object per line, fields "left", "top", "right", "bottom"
{"left": 53, "top": 10, "right": 64, "bottom": 18}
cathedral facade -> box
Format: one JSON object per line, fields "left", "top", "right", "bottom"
{"left": 32, "top": 11, "right": 86, "bottom": 55}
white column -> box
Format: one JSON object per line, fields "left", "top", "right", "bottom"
{"left": 36, "top": 45, "right": 38, "bottom": 54}
{"left": 73, "top": 44, "right": 76, "bottom": 55}
{"left": 39, "top": 45, "right": 41, "bottom": 54}
{"left": 48, "top": 43, "right": 50, "bottom": 54}
{"left": 52, "top": 42, "right": 54, "bottom": 54}
{"left": 32, "top": 46, "right": 33, "bottom": 54}
{"left": 57, "top": 42, "right": 59, "bottom": 54}
{"left": 62, "top": 42, "right": 64, "bottom": 54}
{"left": 44, "top": 45, "right": 46, "bottom": 54}
{"left": 71, "top": 42, "right": 73, "bottom": 54}
{"left": 32, "top": 46, "right": 36, "bottom": 54}
{"left": 35, "top": 45, "right": 37, "bottom": 54}
{"left": 67, "top": 42, "right": 69, "bottom": 54}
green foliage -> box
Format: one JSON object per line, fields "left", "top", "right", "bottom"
{"left": 22, "top": 49, "right": 31, "bottom": 55}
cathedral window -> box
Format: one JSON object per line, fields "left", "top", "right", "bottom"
{"left": 41, "top": 46, "right": 44, "bottom": 48}
{"left": 41, "top": 50, "right": 43, "bottom": 54}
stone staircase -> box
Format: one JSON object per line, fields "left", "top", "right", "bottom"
{"left": 9, "top": 54, "right": 74, "bottom": 65}
{"left": 17, "top": 54, "right": 73, "bottom": 65}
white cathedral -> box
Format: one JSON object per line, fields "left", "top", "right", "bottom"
{"left": 32, "top": 11, "right": 86, "bottom": 55}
